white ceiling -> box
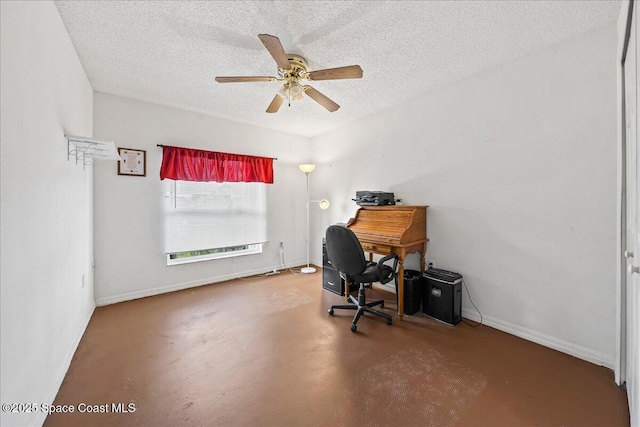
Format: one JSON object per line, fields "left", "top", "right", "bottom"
{"left": 55, "top": 1, "right": 620, "bottom": 138}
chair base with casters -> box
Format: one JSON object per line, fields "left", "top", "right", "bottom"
{"left": 328, "top": 281, "right": 392, "bottom": 332}
{"left": 324, "top": 224, "right": 399, "bottom": 333}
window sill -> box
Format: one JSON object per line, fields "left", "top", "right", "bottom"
{"left": 166, "top": 245, "right": 262, "bottom": 266}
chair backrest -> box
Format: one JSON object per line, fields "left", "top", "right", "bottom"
{"left": 325, "top": 225, "right": 367, "bottom": 276}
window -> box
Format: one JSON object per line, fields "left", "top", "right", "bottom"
{"left": 163, "top": 180, "right": 267, "bottom": 265}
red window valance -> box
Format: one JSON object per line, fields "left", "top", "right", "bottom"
{"left": 160, "top": 145, "right": 274, "bottom": 183}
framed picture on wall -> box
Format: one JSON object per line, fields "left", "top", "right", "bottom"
{"left": 117, "top": 148, "right": 146, "bottom": 177}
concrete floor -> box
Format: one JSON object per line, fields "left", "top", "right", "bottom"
{"left": 45, "top": 270, "right": 629, "bottom": 426}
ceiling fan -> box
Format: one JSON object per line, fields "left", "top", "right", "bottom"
{"left": 215, "top": 34, "right": 363, "bottom": 113}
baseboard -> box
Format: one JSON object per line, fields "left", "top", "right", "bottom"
{"left": 95, "top": 260, "right": 307, "bottom": 307}
{"left": 310, "top": 258, "right": 323, "bottom": 270}
{"left": 31, "top": 303, "right": 95, "bottom": 427}
{"left": 462, "top": 308, "right": 615, "bottom": 369}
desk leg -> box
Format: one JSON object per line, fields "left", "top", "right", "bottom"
{"left": 397, "top": 258, "right": 405, "bottom": 320}
{"left": 420, "top": 246, "right": 426, "bottom": 272}
{"left": 368, "top": 252, "right": 374, "bottom": 290}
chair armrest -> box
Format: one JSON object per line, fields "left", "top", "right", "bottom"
{"left": 377, "top": 253, "right": 399, "bottom": 282}
{"left": 379, "top": 253, "right": 398, "bottom": 266}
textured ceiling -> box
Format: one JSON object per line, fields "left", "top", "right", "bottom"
{"left": 55, "top": 1, "right": 620, "bottom": 138}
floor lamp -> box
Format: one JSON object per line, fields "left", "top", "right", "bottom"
{"left": 299, "top": 164, "right": 330, "bottom": 274}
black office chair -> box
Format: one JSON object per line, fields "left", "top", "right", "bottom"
{"left": 325, "top": 224, "right": 399, "bottom": 332}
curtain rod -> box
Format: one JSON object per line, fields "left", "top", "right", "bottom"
{"left": 156, "top": 144, "right": 277, "bottom": 160}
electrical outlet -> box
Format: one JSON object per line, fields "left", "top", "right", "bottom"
{"left": 265, "top": 267, "right": 280, "bottom": 276}
{"left": 427, "top": 259, "right": 435, "bottom": 270}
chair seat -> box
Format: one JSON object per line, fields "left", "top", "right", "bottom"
{"left": 352, "top": 263, "right": 395, "bottom": 284}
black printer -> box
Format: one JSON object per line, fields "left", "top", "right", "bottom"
{"left": 353, "top": 191, "right": 395, "bottom": 206}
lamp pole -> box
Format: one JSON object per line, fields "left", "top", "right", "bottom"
{"left": 302, "top": 197, "right": 330, "bottom": 274}
{"left": 298, "top": 164, "right": 329, "bottom": 274}
{"left": 302, "top": 202, "right": 315, "bottom": 273}
{"left": 302, "top": 171, "right": 315, "bottom": 273}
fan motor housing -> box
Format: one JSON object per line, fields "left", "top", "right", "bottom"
{"left": 282, "top": 54, "right": 308, "bottom": 78}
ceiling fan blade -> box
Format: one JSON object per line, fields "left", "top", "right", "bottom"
{"left": 258, "top": 34, "right": 291, "bottom": 70}
{"left": 308, "top": 65, "right": 363, "bottom": 81}
{"left": 215, "top": 76, "right": 275, "bottom": 83}
{"left": 266, "top": 94, "right": 284, "bottom": 113}
{"left": 304, "top": 86, "right": 340, "bottom": 112}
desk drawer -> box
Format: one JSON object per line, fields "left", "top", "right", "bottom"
{"left": 322, "top": 267, "right": 345, "bottom": 296}
{"left": 361, "top": 243, "right": 392, "bottom": 254}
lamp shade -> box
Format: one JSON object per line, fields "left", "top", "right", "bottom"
{"left": 318, "top": 199, "right": 330, "bottom": 209}
{"left": 298, "top": 164, "right": 316, "bottom": 173}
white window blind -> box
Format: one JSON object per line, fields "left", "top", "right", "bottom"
{"left": 163, "top": 180, "right": 268, "bottom": 254}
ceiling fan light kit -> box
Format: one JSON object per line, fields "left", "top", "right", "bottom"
{"left": 215, "top": 34, "right": 363, "bottom": 113}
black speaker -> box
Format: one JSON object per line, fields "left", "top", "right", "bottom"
{"left": 422, "top": 269, "right": 462, "bottom": 325}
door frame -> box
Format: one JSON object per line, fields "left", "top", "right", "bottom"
{"left": 616, "top": 0, "right": 635, "bottom": 387}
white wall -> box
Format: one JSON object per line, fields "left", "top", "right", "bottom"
{"left": 0, "top": 2, "right": 95, "bottom": 426}
{"left": 93, "top": 93, "right": 312, "bottom": 305}
{"left": 310, "top": 24, "right": 618, "bottom": 367}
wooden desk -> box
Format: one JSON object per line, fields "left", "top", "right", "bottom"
{"left": 346, "top": 205, "right": 428, "bottom": 320}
